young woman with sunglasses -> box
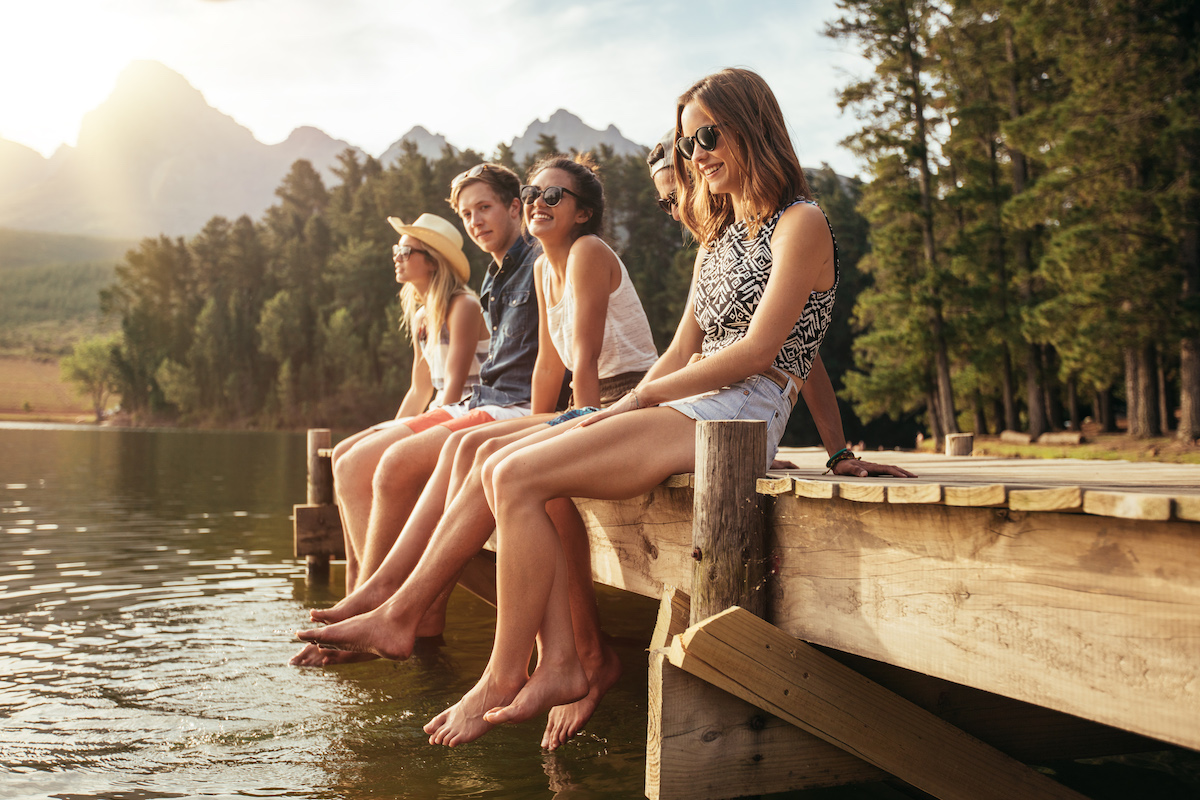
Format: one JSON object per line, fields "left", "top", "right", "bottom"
{"left": 421, "top": 68, "right": 912, "bottom": 747}
{"left": 304, "top": 214, "right": 487, "bottom": 648}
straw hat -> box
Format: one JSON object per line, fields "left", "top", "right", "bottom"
{"left": 387, "top": 213, "right": 471, "bottom": 284}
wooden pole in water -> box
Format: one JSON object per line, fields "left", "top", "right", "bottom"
{"left": 306, "top": 428, "right": 333, "bottom": 580}
{"left": 690, "top": 420, "right": 768, "bottom": 624}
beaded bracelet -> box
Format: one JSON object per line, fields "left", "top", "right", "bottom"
{"left": 825, "top": 447, "right": 856, "bottom": 470}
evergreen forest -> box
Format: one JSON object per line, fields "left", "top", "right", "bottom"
{"left": 82, "top": 0, "right": 1200, "bottom": 446}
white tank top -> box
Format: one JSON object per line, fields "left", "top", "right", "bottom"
{"left": 542, "top": 242, "right": 658, "bottom": 378}
{"left": 418, "top": 304, "right": 490, "bottom": 405}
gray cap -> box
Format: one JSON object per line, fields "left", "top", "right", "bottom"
{"left": 647, "top": 130, "right": 676, "bottom": 177}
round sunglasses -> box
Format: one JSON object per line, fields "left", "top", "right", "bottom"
{"left": 393, "top": 244, "right": 431, "bottom": 261}
{"left": 519, "top": 184, "right": 582, "bottom": 207}
{"left": 676, "top": 123, "right": 722, "bottom": 160}
{"left": 656, "top": 191, "right": 678, "bottom": 214}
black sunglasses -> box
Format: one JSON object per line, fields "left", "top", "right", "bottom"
{"left": 656, "top": 191, "right": 678, "bottom": 214}
{"left": 676, "top": 124, "right": 721, "bottom": 160}
{"left": 393, "top": 244, "right": 431, "bottom": 261}
{"left": 519, "top": 185, "right": 582, "bottom": 207}
{"left": 452, "top": 164, "right": 491, "bottom": 187}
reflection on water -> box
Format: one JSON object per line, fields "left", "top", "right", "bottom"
{"left": 0, "top": 424, "right": 657, "bottom": 800}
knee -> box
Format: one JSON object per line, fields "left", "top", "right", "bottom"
{"left": 334, "top": 446, "right": 370, "bottom": 495}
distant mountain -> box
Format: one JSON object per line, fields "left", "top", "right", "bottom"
{"left": 0, "top": 62, "right": 648, "bottom": 240}
{"left": 510, "top": 109, "right": 643, "bottom": 161}
{"left": 0, "top": 61, "right": 360, "bottom": 239}
{"left": 380, "top": 126, "right": 458, "bottom": 164}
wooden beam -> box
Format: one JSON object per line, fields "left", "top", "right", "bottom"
{"left": 304, "top": 429, "right": 335, "bottom": 576}
{"left": 667, "top": 607, "right": 1090, "bottom": 800}
{"left": 692, "top": 420, "right": 768, "bottom": 623}
{"left": 646, "top": 588, "right": 882, "bottom": 800}
{"left": 1082, "top": 490, "right": 1172, "bottom": 521}
{"left": 293, "top": 503, "right": 345, "bottom": 559}
{"left": 944, "top": 484, "right": 1007, "bottom": 507}
{"left": 1009, "top": 486, "right": 1082, "bottom": 512}
{"left": 769, "top": 496, "right": 1200, "bottom": 751}
{"left": 838, "top": 482, "right": 887, "bottom": 503}
{"left": 888, "top": 483, "right": 942, "bottom": 504}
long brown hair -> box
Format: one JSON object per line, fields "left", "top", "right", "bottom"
{"left": 675, "top": 68, "right": 812, "bottom": 246}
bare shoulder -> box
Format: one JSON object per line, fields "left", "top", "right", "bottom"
{"left": 774, "top": 201, "right": 829, "bottom": 237}
{"left": 567, "top": 235, "right": 619, "bottom": 281}
{"left": 449, "top": 291, "right": 481, "bottom": 313}
{"left": 567, "top": 234, "right": 616, "bottom": 263}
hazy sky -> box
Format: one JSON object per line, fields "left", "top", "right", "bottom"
{"left": 0, "top": 0, "right": 871, "bottom": 176}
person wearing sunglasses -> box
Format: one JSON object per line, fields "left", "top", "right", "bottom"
{"left": 292, "top": 164, "right": 555, "bottom": 667}
{"left": 415, "top": 68, "right": 913, "bottom": 748}
{"left": 297, "top": 153, "right": 659, "bottom": 750}
{"left": 646, "top": 130, "right": 681, "bottom": 222}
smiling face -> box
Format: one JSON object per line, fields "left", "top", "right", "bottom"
{"left": 454, "top": 182, "right": 522, "bottom": 262}
{"left": 680, "top": 102, "right": 741, "bottom": 199}
{"left": 523, "top": 167, "right": 591, "bottom": 244}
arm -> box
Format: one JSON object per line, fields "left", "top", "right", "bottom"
{"left": 800, "top": 354, "right": 847, "bottom": 456}
{"left": 438, "top": 294, "right": 485, "bottom": 406}
{"left": 564, "top": 237, "right": 618, "bottom": 408}
{"left": 530, "top": 256, "right": 568, "bottom": 414}
{"left": 397, "top": 321, "right": 435, "bottom": 417}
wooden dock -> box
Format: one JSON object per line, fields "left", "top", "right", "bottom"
{"left": 294, "top": 427, "right": 1200, "bottom": 800}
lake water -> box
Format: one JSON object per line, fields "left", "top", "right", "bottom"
{"left": 1, "top": 424, "right": 1196, "bottom": 800}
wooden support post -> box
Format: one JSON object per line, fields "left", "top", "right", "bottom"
{"left": 646, "top": 587, "right": 883, "bottom": 800}
{"left": 691, "top": 420, "right": 767, "bottom": 624}
{"left": 945, "top": 432, "right": 974, "bottom": 456}
{"left": 306, "top": 428, "right": 333, "bottom": 581}
{"left": 666, "top": 607, "right": 1090, "bottom": 800}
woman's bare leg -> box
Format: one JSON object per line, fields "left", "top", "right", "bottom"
{"left": 296, "top": 421, "right": 554, "bottom": 660}
{"left": 311, "top": 417, "right": 548, "bottom": 625}
{"left": 426, "top": 408, "right": 696, "bottom": 745}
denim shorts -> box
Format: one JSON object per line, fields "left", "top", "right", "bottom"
{"left": 661, "top": 367, "right": 799, "bottom": 469}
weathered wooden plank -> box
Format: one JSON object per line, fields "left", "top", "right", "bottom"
{"left": 888, "top": 483, "right": 942, "bottom": 504}
{"left": 1082, "top": 490, "right": 1172, "bottom": 521}
{"left": 663, "top": 473, "right": 693, "bottom": 489}
{"left": 573, "top": 487, "right": 695, "bottom": 599}
{"left": 1177, "top": 496, "right": 1200, "bottom": 522}
{"left": 667, "top": 607, "right": 1089, "bottom": 800}
{"left": 768, "top": 496, "right": 1200, "bottom": 751}
{"left": 757, "top": 475, "right": 794, "bottom": 495}
{"left": 646, "top": 588, "right": 882, "bottom": 800}
{"left": 944, "top": 484, "right": 1008, "bottom": 507}
{"left": 1000, "top": 430, "right": 1033, "bottom": 444}
{"left": 838, "top": 482, "right": 887, "bottom": 503}
{"left": 293, "top": 503, "right": 345, "bottom": 559}
{"left": 1009, "top": 486, "right": 1082, "bottom": 512}
{"left": 794, "top": 479, "right": 836, "bottom": 499}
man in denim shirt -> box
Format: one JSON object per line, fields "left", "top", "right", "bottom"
{"left": 299, "top": 164, "right": 562, "bottom": 647}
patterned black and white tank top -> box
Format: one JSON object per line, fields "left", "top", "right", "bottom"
{"left": 692, "top": 199, "right": 838, "bottom": 382}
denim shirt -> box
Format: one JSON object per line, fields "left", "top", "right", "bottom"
{"left": 468, "top": 234, "right": 542, "bottom": 409}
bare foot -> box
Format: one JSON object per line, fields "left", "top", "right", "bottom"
{"left": 424, "top": 670, "right": 527, "bottom": 747}
{"left": 309, "top": 578, "right": 399, "bottom": 625}
{"left": 482, "top": 659, "right": 588, "bottom": 729}
{"left": 288, "top": 642, "right": 378, "bottom": 667}
{"left": 295, "top": 600, "right": 420, "bottom": 661}
{"left": 542, "top": 641, "right": 622, "bottom": 750}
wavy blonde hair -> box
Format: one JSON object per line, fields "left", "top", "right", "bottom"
{"left": 397, "top": 237, "right": 473, "bottom": 343}
{"left": 675, "top": 68, "right": 812, "bottom": 247}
